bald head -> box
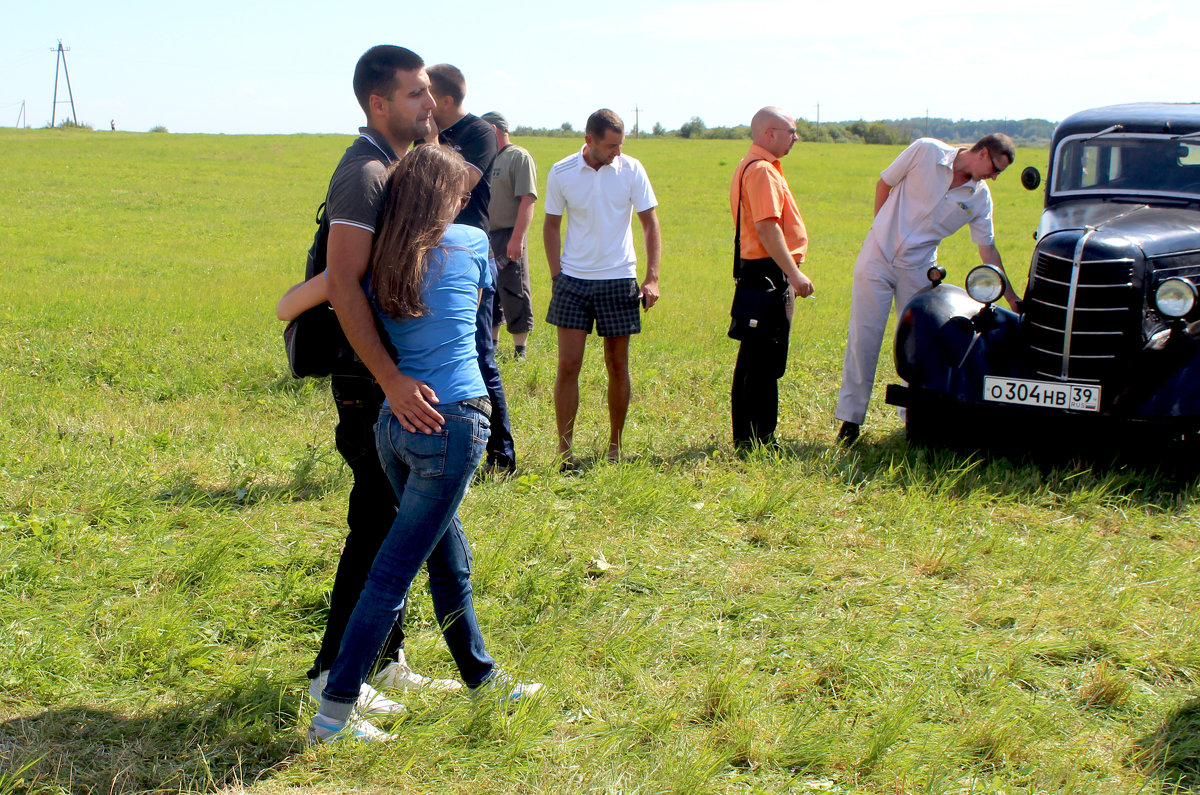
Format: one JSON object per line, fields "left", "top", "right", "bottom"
{"left": 751, "top": 106, "right": 797, "bottom": 157}
{"left": 751, "top": 107, "right": 787, "bottom": 136}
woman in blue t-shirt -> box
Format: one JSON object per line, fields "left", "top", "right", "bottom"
{"left": 305, "top": 145, "right": 541, "bottom": 744}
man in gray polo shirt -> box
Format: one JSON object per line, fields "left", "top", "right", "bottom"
{"left": 543, "top": 108, "right": 661, "bottom": 469}
{"left": 482, "top": 111, "right": 537, "bottom": 360}
{"left": 309, "top": 45, "right": 459, "bottom": 719}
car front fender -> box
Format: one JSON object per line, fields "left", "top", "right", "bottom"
{"left": 893, "top": 285, "right": 1022, "bottom": 402}
{"left": 1111, "top": 325, "right": 1200, "bottom": 418}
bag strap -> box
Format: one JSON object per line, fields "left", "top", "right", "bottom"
{"left": 733, "top": 158, "right": 765, "bottom": 280}
{"left": 307, "top": 133, "right": 395, "bottom": 281}
{"left": 305, "top": 202, "right": 330, "bottom": 281}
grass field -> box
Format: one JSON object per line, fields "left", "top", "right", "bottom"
{"left": 2, "top": 127, "right": 1200, "bottom": 794}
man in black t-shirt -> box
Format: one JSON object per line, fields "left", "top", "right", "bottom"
{"left": 428, "top": 63, "right": 517, "bottom": 476}
{"left": 428, "top": 64, "right": 494, "bottom": 231}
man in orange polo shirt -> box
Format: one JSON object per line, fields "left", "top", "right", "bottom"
{"left": 728, "top": 106, "right": 816, "bottom": 449}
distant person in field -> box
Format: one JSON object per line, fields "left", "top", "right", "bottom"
{"left": 426, "top": 63, "right": 517, "bottom": 478}
{"left": 728, "top": 107, "right": 816, "bottom": 450}
{"left": 834, "top": 133, "right": 1019, "bottom": 445}
{"left": 278, "top": 45, "right": 460, "bottom": 724}
{"left": 481, "top": 111, "right": 538, "bottom": 361}
{"left": 542, "top": 108, "right": 661, "bottom": 470}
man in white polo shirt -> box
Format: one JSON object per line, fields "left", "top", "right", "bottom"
{"left": 543, "top": 108, "right": 661, "bottom": 469}
{"left": 835, "top": 133, "right": 1020, "bottom": 444}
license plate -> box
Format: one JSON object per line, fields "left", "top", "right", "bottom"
{"left": 983, "top": 376, "right": 1100, "bottom": 412}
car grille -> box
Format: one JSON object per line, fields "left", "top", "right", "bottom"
{"left": 1023, "top": 236, "right": 1140, "bottom": 383}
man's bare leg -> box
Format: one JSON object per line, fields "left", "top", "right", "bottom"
{"left": 602, "top": 335, "right": 631, "bottom": 461}
{"left": 554, "top": 327, "right": 588, "bottom": 462}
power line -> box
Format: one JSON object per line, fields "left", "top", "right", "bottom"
{"left": 50, "top": 40, "right": 78, "bottom": 128}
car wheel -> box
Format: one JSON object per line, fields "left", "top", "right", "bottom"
{"left": 904, "top": 406, "right": 943, "bottom": 447}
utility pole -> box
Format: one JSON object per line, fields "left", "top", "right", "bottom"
{"left": 634, "top": 105, "right": 640, "bottom": 139}
{"left": 816, "top": 103, "right": 820, "bottom": 140}
{"left": 50, "top": 40, "right": 78, "bottom": 128}
{"left": 16, "top": 100, "right": 26, "bottom": 128}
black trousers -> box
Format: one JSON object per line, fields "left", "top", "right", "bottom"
{"left": 307, "top": 374, "right": 405, "bottom": 679}
{"left": 477, "top": 261, "right": 516, "bottom": 468}
{"left": 731, "top": 259, "right": 790, "bottom": 448}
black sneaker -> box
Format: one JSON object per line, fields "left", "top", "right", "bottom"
{"left": 836, "top": 421, "right": 860, "bottom": 445}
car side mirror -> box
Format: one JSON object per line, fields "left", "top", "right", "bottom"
{"left": 1021, "top": 166, "right": 1041, "bottom": 191}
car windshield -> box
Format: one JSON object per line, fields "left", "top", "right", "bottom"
{"left": 1052, "top": 134, "right": 1200, "bottom": 200}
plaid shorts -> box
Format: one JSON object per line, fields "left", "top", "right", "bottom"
{"left": 546, "top": 274, "right": 641, "bottom": 337}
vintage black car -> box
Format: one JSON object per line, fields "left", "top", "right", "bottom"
{"left": 885, "top": 103, "right": 1200, "bottom": 447}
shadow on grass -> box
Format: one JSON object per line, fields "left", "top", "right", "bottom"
{"left": 531, "top": 445, "right": 730, "bottom": 477}
{"left": 827, "top": 426, "right": 1200, "bottom": 511}
{"left": 1131, "top": 697, "right": 1200, "bottom": 791}
{"left": 260, "top": 373, "right": 327, "bottom": 397}
{"left": 0, "top": 680, "right": 302, "bottom": 794}
{"left": 618, "top": 443, "right": 726, "bottom": 470}
{"left": 154, "top": 451, "right": 347, "bottom": 511}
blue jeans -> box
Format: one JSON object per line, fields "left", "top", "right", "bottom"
{"left": 321, "top": 401, "right": 496, "bottom": 716}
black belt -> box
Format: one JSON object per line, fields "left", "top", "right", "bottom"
{"left": 461, "top": 396, "right": 492, "bottom": 419}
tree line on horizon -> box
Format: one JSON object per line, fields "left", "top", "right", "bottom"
{"left": 513, "top": 116, "right": 1057, "bottom": 146}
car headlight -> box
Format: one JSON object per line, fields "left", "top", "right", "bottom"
{"left": 965, "top": 265, "right": 1006, "bottom": 305}
{"left": 1155, "top": 278, "right": 1197, "bottom": 318}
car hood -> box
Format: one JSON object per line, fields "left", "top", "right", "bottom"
{"left": 1040, "top": 201, "right": 1200, "bottom": 258}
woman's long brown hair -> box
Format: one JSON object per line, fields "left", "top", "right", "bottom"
{"left": 370, "top": 144, "right": 469, "bottom": 319}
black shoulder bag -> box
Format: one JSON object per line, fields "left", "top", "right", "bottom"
{"left": 282, "top": 202, "right": 367, "bottom": 378}
{"left": 728, "top": 160, "right": 789, "bottom": 341}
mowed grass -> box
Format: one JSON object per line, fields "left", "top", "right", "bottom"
{"left": 2, "top": 127, "right": 1200, "bottom": 794}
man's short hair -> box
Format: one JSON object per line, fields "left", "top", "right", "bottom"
{"left": 353, "top": 46, "right": 424, "bottom": 115}
{"left": 586, "top": 109, "right": 624, "bottom": 139}
{"left": 971, "top": 133, "right": 1017, "bottom": 164}
{"left": 428, "top": 64, "right": 466, "bottom": 106}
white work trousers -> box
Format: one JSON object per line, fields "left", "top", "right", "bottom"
{"left": 835, "top": 238, "right": 933, "bottom": 425}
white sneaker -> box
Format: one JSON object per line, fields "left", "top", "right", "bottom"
{"left": 307, "top": 712, "right": 397, "bottom": 745}
{"left": 372, "top": 660, "right": 463, "bottom": 692}
{"left": 469, "top": 671, "right": 544, "bottom": 704}
{"left": 308, "top": 671, "right": 407, "bottom": 716}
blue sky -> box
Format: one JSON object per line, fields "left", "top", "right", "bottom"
{"left": 3, "top": 0, "right": 1196, "bottom": 135}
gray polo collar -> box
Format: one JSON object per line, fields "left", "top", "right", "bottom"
{"left": 358, "top": 127, "right": 399, "bottom": 163}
